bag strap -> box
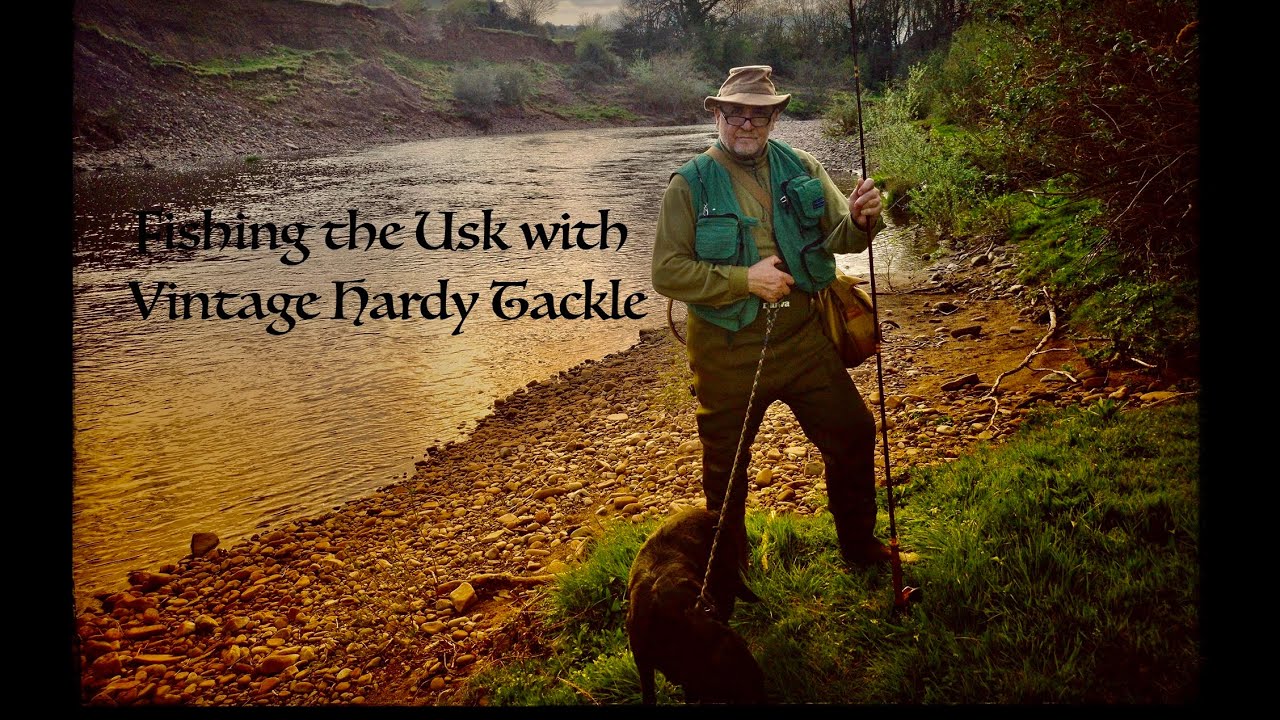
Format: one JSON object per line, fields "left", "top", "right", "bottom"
{"left": 705, "top": 144, "right": 774, "bottom": 227}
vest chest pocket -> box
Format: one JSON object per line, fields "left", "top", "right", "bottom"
{"left": 694, "top": 215, "right": 742, "bottom": 263}
{"left": 783, "top": 176, "right": 826, "bottom": 229}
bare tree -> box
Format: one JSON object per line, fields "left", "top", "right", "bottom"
{"left": 506, "top": 0, "right": 560, "bottom": 26}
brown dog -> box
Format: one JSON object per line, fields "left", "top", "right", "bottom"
{"left": 626, "top": 507, "right": 766, "bottom": 704}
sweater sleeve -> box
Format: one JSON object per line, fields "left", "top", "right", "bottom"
{"left": 650, "top": 173, "right": 751, "bottom": 307}
{"left": 795, "top": 149, "right": 884, "bottom": 255}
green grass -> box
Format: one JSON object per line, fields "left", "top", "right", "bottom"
{"left": 188, "top": 46, "right": 317, "bottom": 77}
{"left": 457, "top": 400, "right": 1199, "bottom": 705}
{"left": 1002, "top": 182, "right": 1198, "bottom": 362}
{"left": 546, "top": 102, "right": 640, "bottom": 123}
{"left": 381, "top": 51, "right": 455, "bottom": 104}
{"left": 78, "top": 22, "right": 343, "bottom": 82}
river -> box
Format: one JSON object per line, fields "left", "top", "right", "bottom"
{"left": 71, "top": 121, "right": 924, "bottom": 609}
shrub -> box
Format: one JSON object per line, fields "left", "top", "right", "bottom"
{"left": 452, "top": 66, "right": 498, "bottom": 116}
{"left": 864, "top": 66, "right": 988, "bottom": 239}
{"left": 570, "top": 26, "right": 621, "bottom": 88}
{"left": 627, "top": 52, "right": 708, "bottom": 121}
{"left": 494, "top": 65, "right": 531, "bottom": 106}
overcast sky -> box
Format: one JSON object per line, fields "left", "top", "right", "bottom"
{"left": 547, "top": 0, "right": 622, "bottom": 26}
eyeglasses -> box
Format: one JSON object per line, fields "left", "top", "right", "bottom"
{"left": 722, "top": 114, "right": 773, "bottom": 128}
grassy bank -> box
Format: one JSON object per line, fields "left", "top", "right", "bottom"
{"left": 454, "top": 400, "right": 1199, "bottom": 704}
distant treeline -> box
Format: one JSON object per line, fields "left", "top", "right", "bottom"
{"left": 611, "top": 0, "right": 966, "bottom": 90}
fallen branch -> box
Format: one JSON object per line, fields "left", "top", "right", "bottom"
{"left": 1146, "top": 391, "right": 1197, "bottom": 407}
{"left": 984, "top": 288, "right": 1059, "bottom": 430}
{"left": 437, "top": 573, "right": 556, "bottom": 596}
{"left": 1030, "top": 368, "right": 1079, "bottom": 384}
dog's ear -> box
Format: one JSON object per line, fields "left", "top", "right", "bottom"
{"left": 650, "top": 576, "right": 700, "bottom": 614}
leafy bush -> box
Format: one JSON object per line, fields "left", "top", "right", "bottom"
{"left": 627, "top": 52, "right": 707, "bottom": 121}
{"left": 821, "top": 90, "right": 860, "bottom": 138}
{"left": 864, "top": 66, "right": 988, "bottom": 239}
{"left": 570, "top": 26, "right": 621, "bottom": 88}
{"left": 451, "top": 66, "right": 498, "bottom": 115}
{"left": 494, "top": 65, "right": 531, "bottom": 106}
{"left": 782, "top": 95, "right": 820, "bottom": 120}
{"left": 439, "top": 0, "right": 485, "bottom": 28}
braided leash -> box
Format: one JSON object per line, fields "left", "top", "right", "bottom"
{"left": 696, "top": 303, "right": 778, "bottom": 616}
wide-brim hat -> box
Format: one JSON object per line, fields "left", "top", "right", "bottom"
{"left": 704, "top": 65, "right": 791, "bottom": 112}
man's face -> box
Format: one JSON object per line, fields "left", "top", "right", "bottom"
{"left": 715, "top": 103, "right": 778, "bottom": 159}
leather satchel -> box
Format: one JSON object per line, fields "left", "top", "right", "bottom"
{"left": 816, "top": 270, "right": 880, "bottom": 368}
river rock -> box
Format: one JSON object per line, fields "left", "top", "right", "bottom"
{"left": 804, "top": 461, "right": 824, "bottom": 477}
{"left": 191, "top": 532, "right": 220, "bottom": 557}
{"left": 135, "top": 654, "right": 186, "bottom": 664}
{"left": 90, "top": 653, "right": 123, "bottom": 679}
{"left": 259, "top": 654, "right": 298, "bottom": 675}
{"left": 934, "top": 301, "right": 958, "bottom": 314}
{"left": 127, "top": 571, "right": 177, "bottom": 592}
{"left": 1140, "top": 391, "right": 1178, "bottom": 403}
{"left": 950, "top": 325, "right": 981, "bottom": 339}
{"left": 82, "top": 639, "right": 118, "bottom": 660}
{"left": 755, "top": 468, "right": 774, "bottom": 488}
{"left": 449, "top": 582, "right": 477, "bottom": 612}
{"left": 123, "top": 624, "right": 166, "bottom": 640}
{"left": 941, "top": 374, "right": 980, "bottom": 391}
{"left": 606, "top": 413, "right": 629, "bottom": 422}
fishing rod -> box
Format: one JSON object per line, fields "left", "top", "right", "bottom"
{"left": 847, "top": 0, "right": 920, "bottom": 612}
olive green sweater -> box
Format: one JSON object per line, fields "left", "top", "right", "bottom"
{"left": 651, "top": 145, "right": 877, "bottom": 307}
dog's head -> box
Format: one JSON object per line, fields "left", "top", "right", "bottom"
{"left": 677, "top": 605, "right": 768, "bottom": 704}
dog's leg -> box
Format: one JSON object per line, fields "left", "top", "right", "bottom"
{"left": 637, "top": 657, "right": 656, "bottom": 705}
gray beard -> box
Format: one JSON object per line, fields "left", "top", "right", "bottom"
{"left": 722, "top": 139, "right": 768, "bottom": 162}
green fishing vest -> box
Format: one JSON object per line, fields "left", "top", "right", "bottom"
{"left": 675, "top": 139, "right": 837, "bottom": 332}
